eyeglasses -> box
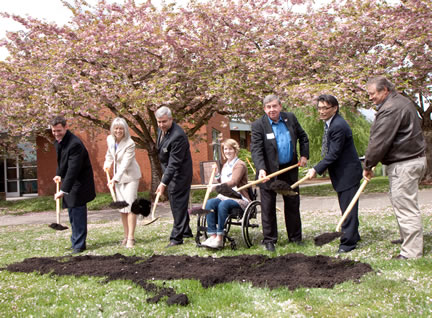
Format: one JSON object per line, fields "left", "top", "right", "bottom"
{"left": 317, "top": 106, "right": 335, "bottom": 111}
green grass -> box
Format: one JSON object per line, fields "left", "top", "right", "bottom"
{"left": 1, "top": 191, "right": 432, "bottom": 317}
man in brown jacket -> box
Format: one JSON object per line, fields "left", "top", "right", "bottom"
{"left": 363, "top": 76, "right": 427, "bottom": 259}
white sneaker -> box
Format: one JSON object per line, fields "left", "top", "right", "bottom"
{"left": 201, "top": 236, "right": 215, "bottom": 247}
{"left": 206, "top": 239, "right": 223, "bottom": 249}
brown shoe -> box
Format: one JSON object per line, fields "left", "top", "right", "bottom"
{"left": 391, "top": 239, "right": 403, "bottom": 244}
{"left": 393, "top": 254, "right": 408, "bottom": 260}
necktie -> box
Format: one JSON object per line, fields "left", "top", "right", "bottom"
{"left": 321, "top": 123, "right": 329, "bottom": 157}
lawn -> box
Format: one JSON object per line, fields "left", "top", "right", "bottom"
{"left": 0, "top": 178, "right": 431, "bottom": 317}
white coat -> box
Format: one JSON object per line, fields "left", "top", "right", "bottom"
{"left": 103, "top": 135, "right": 142, "bottom": 184}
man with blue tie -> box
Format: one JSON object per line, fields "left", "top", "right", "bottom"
{"left": 251, "top": 94, "right": 309, "bottom": 252}
{"left": 306, "top": 94, "right": 363, "bottom": 253}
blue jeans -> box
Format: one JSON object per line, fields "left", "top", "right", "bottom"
{"left": 205, "top": 198, "right": 241, "bottom": 235}
{"left": 68, "top": 205, "right": 88, "bottom": 250}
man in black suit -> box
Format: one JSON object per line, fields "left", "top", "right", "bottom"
{"left": 52, "top": 116, "right": 96, "bottom": 254}
{"left": 251, "top": 94, "right": 309, "bottom": 252}
{"left": 155, "top": 106, "right": 193, "bottom": 247}
{"left": 306, "top": 94, "right": 362, "bottom": 253}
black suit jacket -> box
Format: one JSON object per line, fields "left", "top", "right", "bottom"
{"left": 157, "top": 122, "right": 193, "bottom": 190}
{"left": 251, "top": 112, "right": 309, "bottom": 189}
{"left": 55, "top": 130, "right": 96, "bottom": 208}
{"left": 314, "top": 113, "right": 362, "bottom": 192}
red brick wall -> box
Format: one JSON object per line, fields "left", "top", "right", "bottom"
{"left": 36, "top": 115, "right": 229, "bottom": 195}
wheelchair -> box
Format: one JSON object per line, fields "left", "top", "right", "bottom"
{"left": 195, "top": 188, "right": 262, "bottom": 250}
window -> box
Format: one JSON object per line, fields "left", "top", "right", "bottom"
{"left": 212, "top": 129, "right": 221, "bottom": 162}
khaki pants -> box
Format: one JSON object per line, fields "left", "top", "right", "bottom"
{"left": 388, "top": 156, "right": 427, "bottom": 258}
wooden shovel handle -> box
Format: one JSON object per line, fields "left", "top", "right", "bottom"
{"left": 290, "top": 175, "right": 309, "bottom": 189}
{"left": 202, "top": 166, "right": 217, "bottom": 209}
{"left": 105, "top": 169, "right": 117, "bottom": 201}
{"left": 246, "top": 158, "right": 256, "bottom": 175}
{"left": 335, "top": 167, "right": 375, "bottom": 232}
{"left": 151, "top": 192, "right": 161, "bottom": 219}
{"left": 237, "top": 162, "right": 300, "bottom": 191}
{"left": 55, "top": 179, "right": 60, "bottom": 224}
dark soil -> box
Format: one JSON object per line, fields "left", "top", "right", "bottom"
{"left": 4, "top": 253, "right": 373, "bottom": 306}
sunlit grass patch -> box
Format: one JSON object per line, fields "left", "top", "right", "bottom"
{"left": 1, "top": 195, "right": 431, "bottom": 317}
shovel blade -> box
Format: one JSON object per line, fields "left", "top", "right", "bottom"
{"left": 143, "top": 217, "right": 160, "bottom": 226}
{"left": 49, "top": 223, "right": 69, "bottom": 231}
{"left": 314, "top": 232, "right": 342, "bottom": 246}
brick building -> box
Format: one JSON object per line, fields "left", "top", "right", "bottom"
{"left": 1, "top": 114, "right": 251, "bottom": 198}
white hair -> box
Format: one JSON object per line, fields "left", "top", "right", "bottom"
{"left": 110, "top": 117, "right": 130, "bottom": 140}
{"left": 155, "top": 106, "right": 172, "bottom": 119}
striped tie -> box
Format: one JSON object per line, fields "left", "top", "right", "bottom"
{"left": 321, "top": 123, "right": 329, "bottom": 157}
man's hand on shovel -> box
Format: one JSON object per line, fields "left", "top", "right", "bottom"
{"left": 53, "top": 176, "right": 64, "bottom": 200}
{"left": 49, "top": 177, "right": 68, "bottom": 231}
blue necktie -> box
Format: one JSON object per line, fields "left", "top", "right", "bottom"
{"left": 321, "top": 123, "right": 329, "bottom": 157}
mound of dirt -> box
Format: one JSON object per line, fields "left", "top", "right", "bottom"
{"left": 4, "top": 253, "right": 373, "bottom": 306}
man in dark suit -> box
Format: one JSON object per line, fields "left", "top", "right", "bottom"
{"left": 155, "top": 106, "right": 193, "bottom": 247}
{"left": 306, "top": 94, "right": 362, "bottom": 253}
{"left": 52, "top": 116, "right": 96, "bottom": 254}
{"left": 251, "top": 94, "right": 309, "bottom": 252}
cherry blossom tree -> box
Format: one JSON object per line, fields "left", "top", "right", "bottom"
{"left": 1, "top": 0, "right": 431, "bottom": 188}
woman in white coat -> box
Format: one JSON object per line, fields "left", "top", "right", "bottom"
{"left": 104, "top": 118, "right": 142, "bottom": 248}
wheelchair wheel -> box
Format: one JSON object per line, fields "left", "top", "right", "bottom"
{"left": 196, "top": 213, "right": 208, "bottom": 244}
{"left": 241, "top": 201, "right": 262, "bottom": 248}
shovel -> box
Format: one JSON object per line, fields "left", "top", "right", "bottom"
{"left": 190, "top": 166, "right": 217, "bottom": 216}
{"left": 217, "top": 162, "right": 300, "bottom": 199}
{"left": 314, "top": 169, "right": 373, "bottom": 246}
{"left": 49, "top": 179, "right": 68, "bottom": 231}
{"left": 270, "top": 174, "right": 309, "bottom": 196}
{"left": 246, "top": 158, "right": 282, "bottom": 212}
{"left": 105, "top": 169, "right": 129, "bottom": 209}
{"left": 143, "top": 192, "right": 161, "bottom": 226}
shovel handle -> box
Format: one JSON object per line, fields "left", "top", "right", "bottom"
{"left": 237, "top": 162, "right": 300, "bottom": 191}
{"left": 335, "top": 167, "right": 375, "bottom": 232}
{"left": 246, "top": 158, "right": 256, "bottom": 175}
{"left": 150, "top": 192, "right": 161, "bottom": 219}
{"left": 55, "top": 180, "right": 60, "bottom": 224}
{"left": 202, "top": 166, "right": 217, "bottom": 209}
{"left": 290, "top": 175, "right": 309, "bottom": 189}
{"left": 105, "top": 169, "right": 117, "bottom": 201}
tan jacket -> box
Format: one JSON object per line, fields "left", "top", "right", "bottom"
{"left": 103, "top": 135, "right": 142, "bottom": 183}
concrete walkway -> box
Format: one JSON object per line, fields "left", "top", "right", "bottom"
{"left": 1, "top": 188, "right": 431, "bottom": 227}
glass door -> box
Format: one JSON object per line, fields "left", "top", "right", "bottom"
{"left": 6, "top": 158, "right": 20, "bottom": 197}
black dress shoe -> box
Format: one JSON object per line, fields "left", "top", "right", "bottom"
{"left": 391, "top": 239, "right": 403, "bottom": 245}
{"left": 393, "top": 254, "right": 408, "bottom": 260}
{"left": 72, "top": 248, "right": 85, "bottom": 254}
{"left": 264, "top": 242, "right": 275, "bottom": 252}
{"left": 166, "top": 241, "right": 183, "bottom": 247}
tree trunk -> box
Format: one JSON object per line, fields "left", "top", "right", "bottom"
{"left": 423, "top": 129, "right": 432, "bottom": 183}
{"left": 147, "top": 145, "right": 163, "bottom": 200}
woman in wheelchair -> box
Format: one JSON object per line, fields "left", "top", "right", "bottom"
{"left": 201, "top": 139, "right": 250, "bottom": 248}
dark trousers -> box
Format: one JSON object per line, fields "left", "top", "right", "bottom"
{"left": 337, "top": 184, "right": 361, "bottom": 251}
{"left": 68, "top": 205, "right": 87, "bottom": 250}
{"left": 260, "top": 187, "right": 302, "bottom": 244}
{"left": 168, "top": 184, "right": 192, "bottom": 243}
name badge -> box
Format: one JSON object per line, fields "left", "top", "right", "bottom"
{"left": 163, "top": 148, "right": 168, "bottom": 153}
{"left": 266, "top": 133, "right": 275, "bottom": 140}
